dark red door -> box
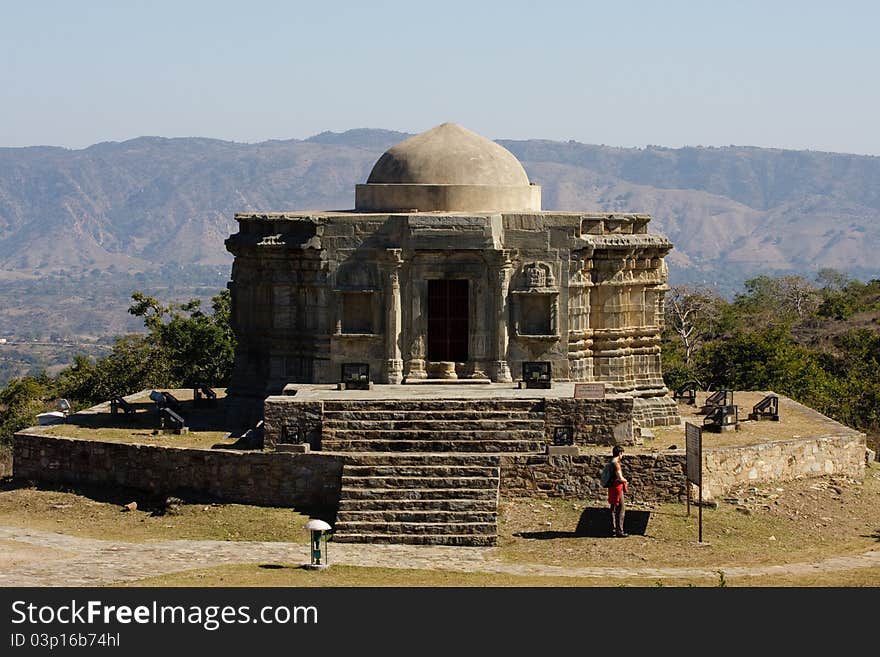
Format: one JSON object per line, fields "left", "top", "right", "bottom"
{"left": 427, "top": 279, "right": 469, "bottom": 362}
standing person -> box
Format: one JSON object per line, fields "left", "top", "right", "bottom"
{"left": 607, "top": 446, "right": 629, "bottom": 537}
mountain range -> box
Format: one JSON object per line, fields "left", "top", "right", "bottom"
{"left": 2, "top": 129, "right": 879, "bottom": 291}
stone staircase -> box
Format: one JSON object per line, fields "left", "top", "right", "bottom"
{"left": 325, "top": 399, "right": 546, "bottom": 546}
{"left": 332, "top": 453, "right": 501, "bottom": 546}
{"left": 321, "top": 399, "right": 546, "bottom": 453}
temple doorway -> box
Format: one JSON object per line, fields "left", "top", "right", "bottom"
{"left": 427, "top": 279, "right": 469, "bottom": 362}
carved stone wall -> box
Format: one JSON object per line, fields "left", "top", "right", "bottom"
{"left": 226, "top": 212, "right": 679, "bottom": 426}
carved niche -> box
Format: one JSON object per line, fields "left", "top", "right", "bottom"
{"left": 513, "top": 261, "right": 559, "bottom": 338}
{"left": 334, "top": 260, "right": 379, "bottom": 335}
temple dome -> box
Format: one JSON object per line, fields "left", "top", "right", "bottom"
{"left": 367, "top": 123, "right": 531, "bottom": 186}
{"left": 355, "top": 123, "right": 541, "bottom": 212}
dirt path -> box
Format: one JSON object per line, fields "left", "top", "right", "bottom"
{"left": 1, "top": 525, "right": 879, "bottom": 586}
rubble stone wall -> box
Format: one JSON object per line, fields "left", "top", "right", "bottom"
{"left": 500, "top": 452, "right": 686, "bottom": 503}
{"left": 702, "top": 434, "right": 866, "bottom": 499}
{"left": 13, "top": 432, "right": 343, "bottom": 513}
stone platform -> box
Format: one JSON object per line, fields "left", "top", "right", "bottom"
{"left": 282, "top": 381, "right": 615, "bottom": 401}
{"left": 265, "top": 383, "right": 658, "bottom": 452}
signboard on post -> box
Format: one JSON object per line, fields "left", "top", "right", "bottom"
{"left": 574, "top": 383, "right": 605, "bottom": 399}
{"left": 685, "top": 422, "right": 702, "bottom": 486}
{"left": 685, "top": 422, "right": 704, "bottom": 543}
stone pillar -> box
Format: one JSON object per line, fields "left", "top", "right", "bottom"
{"left": 384, "top": 249, "right": 404, "bottom": 384}
{"left": 491, "top": 250, "right": 514, "bottom": 382}
{"left": 406, "top": 277, "right": 428, "bottom": 380}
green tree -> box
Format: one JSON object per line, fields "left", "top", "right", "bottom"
{"left": 0, "top": 375, "right": 56, "bottom": 445}
{"left": 56, "top": 336, "right": 173, "bottom": 407}
{"left": 127, "top": 289, "right": 234, "bottom": 388}
{"left": 53, "top": 289, "right": 234, "bottom": 408}
{"left": 734, "top": 275, "right": 818, "bottom": 323}
{"left": 827, "top": 329, "right": 880, "bottom": 430}
{"left": 691, "top": 326, "right": 839, "bottom": 415}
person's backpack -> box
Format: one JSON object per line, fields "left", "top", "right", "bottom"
{"left": 600, "top": 461, "right": 616, "bottom": 488}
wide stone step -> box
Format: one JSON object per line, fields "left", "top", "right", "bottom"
{"left": 340, "top": 487, "right": 499, "bottom": 501}
{"left": 322, "top": 410, "right": 543, "bottom": 421}
{"left": 338, "top": 498, "right": 498, "bottom": 512}
{"left": 335, "top": 510, "right": 497, "bottom": 524}
{"left": 322, "top": 439, "right": 544, "bottom": 453}
{"left": 339, "top": 453, "right": 501, "bottom": 467}
{"left": 342, "top": 465, "right": 500, "bottom": 478}
{"left": 332, "top": 521, "right": 496, "bottom": 535}
{"left": 331, "top": 533, "right": 496, "bottom": 547}
{"left": 340, "top": 475, "right": 498, "bottom": 489}
{"left": 326, "top": 429, "right": 546, "bottom": 441}
{"left": 322, "top": 399, "right": 543, "bottom": 412}
{"left": 324, "top": 419, "right": 545, "bottom": 431}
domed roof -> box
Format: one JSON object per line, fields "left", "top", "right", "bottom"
{"left": 366, "top": 122, "right": 531, "bottom": 186}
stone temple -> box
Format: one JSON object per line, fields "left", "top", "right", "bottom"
{"left": 220, "top": 122, "right": 687, "bottom": 544}
{"left": 225, "top": 123, "right": 679, "bottom": 429}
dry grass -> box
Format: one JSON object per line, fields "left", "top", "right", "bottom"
{"left": 0, "top": 482, "right": 310, "bottom": 543}
{"left": 28, "top": 388, "right": 244, "bottom": 450}
{"left": 496, "top": 462, "right": 880, "bottom": 570}
{"left": 32, "top": 424, "right": 237, "bottom": 450}
{"left": 647, "top": 391, "right": 853, "bottom": 450}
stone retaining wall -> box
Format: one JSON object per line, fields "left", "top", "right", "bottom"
{"left": 263, "top": 399, "right": 323, "bottom": 450}
{"left": 13, "top": 405, "right": 868, "bottom": 512}
{"left": 500, "top": 434, "right": 867, "bottom": 503}
{"left": 13, "top": 432, "right": 343, "bottom": 514}
{"left": 702, "top": 434, "right": 866, "bottom": 499}
{"left": 544, "top": 398, "right": 639, "bottom": 446}
{"left": 500, "top": 452, "right": 686, "bottom": 503}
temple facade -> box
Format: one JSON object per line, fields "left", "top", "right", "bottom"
{"left": 225, "top": 123, "right": 679, "bottom": 427}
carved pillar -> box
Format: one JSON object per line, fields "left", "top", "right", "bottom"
{"left": 491, "top": 250, "right": 514, "bottom": 382}
{"left": 384, "top": 249, "right": 404, "bottom": 384}
{"left": 567, "top": 252, "right": 594, "bottom": 381}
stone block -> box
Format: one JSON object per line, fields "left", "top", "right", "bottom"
{"left": 277, "top": 444, "right": 310, "bottom": 453}
{"left": 546, "top": 446, "right": 578, "bottom": 457}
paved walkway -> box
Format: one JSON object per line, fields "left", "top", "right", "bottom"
{"left": 1, "top": 525, "right": 879, "bottom": 586}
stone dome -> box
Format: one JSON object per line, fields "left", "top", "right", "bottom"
{"left": 355, "top": 123, "right": 541, "bottom": 212}
{"left": 367, "top": 123, "right": 531, "bottom": 186}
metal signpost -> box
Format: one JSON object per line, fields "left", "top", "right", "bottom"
{"left": 685, "top": 422, "right": 703, "bottom": 543}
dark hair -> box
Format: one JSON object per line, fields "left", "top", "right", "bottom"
{"left": 612, "top": 445, "right": 624, "bottom": 457}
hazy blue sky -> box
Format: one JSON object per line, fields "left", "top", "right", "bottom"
{"left": 2, "top": 0, "right": 879, "bottom": 155}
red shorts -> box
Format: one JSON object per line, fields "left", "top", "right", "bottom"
{"left": 608, "top": 483, "right": 624, "bottom": 505}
